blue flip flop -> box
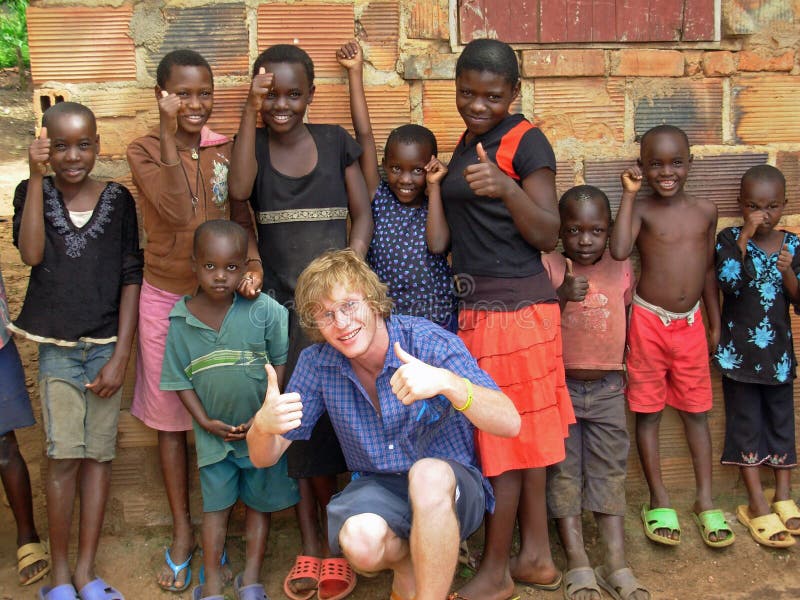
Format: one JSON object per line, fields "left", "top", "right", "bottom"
{"left": 77, "top": 578, "right": 125, "bottom": 600}
{"left": 198, "top": 548, "right": 229, "bottom": 585}
{"left": 234, "top": 573, "right": 270, "bottom": 600}
{"left": 160, "top": 547, "right": 193, "bottom": 592}
{"left": 38, "top": 583, "right": 80, "bottom": 600}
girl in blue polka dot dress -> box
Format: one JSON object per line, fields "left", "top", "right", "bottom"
{"left": 337, "top": 41, "right": 457, "bottom": 331}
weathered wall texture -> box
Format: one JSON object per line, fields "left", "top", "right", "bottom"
{"left": 25, "top": 0, "right": 800, "bottom": 527}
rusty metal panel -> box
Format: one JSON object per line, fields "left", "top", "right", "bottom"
{"left": 592, "top": 0, "right": 617, "bottom": 41}
{"left": 534, "top": 78, "right": 625, "bottom": 145}
{"left": 734, "top": 76, "right": 800, "bottom": 145}
{"left": 615, "top": 0, "right": 650, "bottom": 42}
{"left": 459, "top": 0, "right": 539, "bottom": 43}
{"left": 27, "top": 6, "right": 136, "bottom": 84}
{"left": 776, "top": 152, "right": 800, "bottom": 216}
{"left": 539, "top": 0, "right": 568, "bottom": 43}
{"left": 206, "top": 84, "right": 250, "bottom": 140}
{"left": 145, "top": 4, "right": 249, "bottom": 78}
{"left": 725, "top": 0, "right": 795, "bottom": 35}
{"left": 565, "top": 0, "right": 594, "bottom": 42}
{"left": 650, "top": 0, "right": 684, "bottom": 41}
{"left": 634, "top": 79, "right": 724, "bottom": 145}
{"left": 360, "top": 1, "right": 400, "bottom": 71}
{"left": 257, "top": 4, "right": 355, "bottom": 79}
{"left": 683, "top": 0, "right": 716, "bottom": 40}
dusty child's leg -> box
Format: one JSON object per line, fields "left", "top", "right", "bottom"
{"left": 510, "top": 468, "right": 559, "bottom": 587}
{"left": 46, "top": 457, "right": 80, "bottom": 585}
{"left": 156, "top": 430, "right": 195, "bottom": 589}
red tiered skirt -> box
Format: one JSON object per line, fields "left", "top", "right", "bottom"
{"left": 458, "top": 302, "right": 575, "bottom": 476}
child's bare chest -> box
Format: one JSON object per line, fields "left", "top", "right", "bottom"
{"left": 640, "top": 206, "right": 708, "bottom": 245}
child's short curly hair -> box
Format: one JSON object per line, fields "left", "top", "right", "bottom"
{"left": 253, "top": 44, "right": 315, "bottom": 86}
{"left": 156, "top": 49, "right": 213, "bottom": 88}
{"left": 295, "top": 249, "right": 393, "bottom": 342}
{"left": 456, "top": 38, "right": 519, "bottom": 86}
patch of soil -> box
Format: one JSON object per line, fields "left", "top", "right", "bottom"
{"left": 0, "top": 68, "right": 35, "bottom": 163}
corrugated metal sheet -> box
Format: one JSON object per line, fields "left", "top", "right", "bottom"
{"left": 734, "top": 75, "right": 800, "bottom": 145}
{"left": 776, "top": 152, "right": 800, "bottom": 216}
{"left": 117, "top": 411, "right": 158, "bottom": 449}
{"left": 407, "top": 0, "right": 448, "bottom": 39}
{"left": 27, "top": 7, "right": 136, "bottom": 84}
{"left": 585, "top": 154, "right": 768, "bottom": 217}
{"left": 421, "top": 80, "right": 522, "bottom": 152}
{"left": 534, "top": 78, "right": 625, "bottom": 145}
{"left": 725, "top": 0, "right": 795, "bottom": 35}
{"left": 634, "top": 79, "right": 724, "bottom": 145}
{"left": 145, "top": 4, "right": 250, "bottom": 77}
{"left": 257, "top": 4, "right": 355, "bottom": 79}
{"left": 308, "top": 83, "right": 411, "bottom": 153}
{"left": 459, "top": 0, "right": 716, "bottom": 43}
{"left": 361, "top": 1, "right": 400, "bottom": 71}
{"left": 206, "top": 84, "right": 251, "bottom": 139}
{"left": 555, "top": 160, "right": 576, "bottom": 201}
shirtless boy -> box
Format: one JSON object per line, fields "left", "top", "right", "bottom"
{"left": 610, "top": 125, "right": 734, "bottom": 548}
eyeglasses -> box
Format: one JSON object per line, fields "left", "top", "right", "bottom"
{"left": 313, "top": 299, "right": 365, "bottom": 328}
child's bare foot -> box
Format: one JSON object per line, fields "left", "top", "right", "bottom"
{"left": 595, "top": 565, "right": 650, "bottom": 600}
{"left": 157, "top": 536, "right": 195, "bottom": 591}
{"left": 745, "top": 501, "right": 789, "bottom": 542}
{"left": 641, "top": 503, "right": 680, "bottom": 543}
{"left": 16, "top": 539, "right": 50, "bottom": 586}
{"left": 509, "top": 554, "right": 560, "bottom": 589}
{"left": 692, "top": 501, "right": 734, "bottom": 545}
{"left": 450, "top": 566, "right": 515, "bottom": 600}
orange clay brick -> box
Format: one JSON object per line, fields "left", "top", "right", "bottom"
{"left": 521, "top": 50, "right": 605, "bottom": 78}
{"left": 736, "top": 50, "right": 795, "bottom": 73}
{"left": 612, "top": 49, "right": 684, "bottom": 77}
{"left": 703, "top": 51, "right": 736, "bottom": 77}
{"left": 407, "top": 0, "right": 449, "bottom": 40}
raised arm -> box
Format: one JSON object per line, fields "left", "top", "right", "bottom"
{"left": 609, "top": 166, "right": 643, "bottom": 260}
{"left": 229, "top": 68, "right": 273, "bottom": 202}
{"left": 464, "top": 142, "right": 559, "bottom": 251}
{"left": 345, "top": 161, "right": 373, "bottom": 258}
{"left": 17, "top": 127, "right": 50, "bottom": 266}
{"left": 337, "top": 41, "right": 380, "bottom": 198}
{"left": 247, "top": 363, "right": 299, "bottom": 467}
{"left": 425, "top": 155, "right": 450, "bottom": 254}
{"left": 390, "top": 342, "right": 521, "bottom": 438}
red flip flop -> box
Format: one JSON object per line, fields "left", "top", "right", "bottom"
{"left": 283, "top": 555, "right": 321, "bottom": 600}
{"left": 317, "top": 558, "right": 356, "bottom": 600}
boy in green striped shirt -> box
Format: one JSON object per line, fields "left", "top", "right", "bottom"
{"left": 161, "top": 220, "right": 298, "bottom": 600}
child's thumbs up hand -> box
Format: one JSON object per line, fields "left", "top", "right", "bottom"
{"left": 29, "top": 126, "right": 50, "bottom": 177}
{"left": 390, "top": 342, "right": 446, "bottom": 405}
{"left": 558, "top": 257, "right": 590, "bottom": 303}
{"left": 621, "top": 166, "right": 643, "bottom": 194}
{"left": 463, "top": 142, "right": 511, "bottom": 198}
{"left": 253, "top": 363, "right": 304, "bottom": 434}
{"left": 248, "top": 66, "right": 274, "bottom": 111}
{"left": 157, "top": 89, "right": 181, "bottom": 135}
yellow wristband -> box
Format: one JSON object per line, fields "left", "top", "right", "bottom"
{"left": 455, "top": 378, "right": 473, "bottom": 412}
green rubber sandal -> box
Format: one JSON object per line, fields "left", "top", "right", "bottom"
{"left": 692, "top": 508, "right": 735, "bottom": 548}
{"left": 641, "top": 504, "right": 680, "bottom": 546}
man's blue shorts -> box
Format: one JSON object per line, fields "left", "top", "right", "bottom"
{"left": 326, "top": 459, "right": 485, "bottom": 555}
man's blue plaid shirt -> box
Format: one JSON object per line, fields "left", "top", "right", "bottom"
{"left": 284, "top": 314, "right": 499, "bottom": 511}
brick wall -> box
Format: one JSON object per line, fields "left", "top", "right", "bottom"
{"left": 25, "top": 0, "right": 800, "bottom": 527}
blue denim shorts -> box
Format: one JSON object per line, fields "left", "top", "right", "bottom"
{"left": 38, "top": 341, "right": 121, "bottom": 461}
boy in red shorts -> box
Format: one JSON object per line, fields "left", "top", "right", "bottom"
{"left": 610, "top": 125, "right": 735, "bottom": 548}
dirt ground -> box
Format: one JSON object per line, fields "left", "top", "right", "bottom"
{"left": 1, "top": 72, "right": 800, "bottom": 600}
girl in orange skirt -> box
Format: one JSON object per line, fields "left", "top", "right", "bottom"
{"left": 427, "top": 38, "right": 574, "bottom": 600}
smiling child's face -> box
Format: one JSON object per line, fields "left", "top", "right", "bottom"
{"left": 382, "top": 140, "right": 432, "bottom": 207}
{"left": 259, "top": 61, "right": 315, "bottom": 134}
{"left": 157, "top": 64, "right": 214, "bottom": 138}
{"left": 639, "top": 130, "right": 692, "bottom": 199}
{"left": 560, "top": 195, "right": 611, "bottom": 266}
{"left": 47, "top": 113, "right": 98, "bottom": 186}
{"left": 455, "top": 69, "right": 519, "bottom": 141}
